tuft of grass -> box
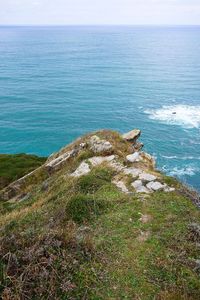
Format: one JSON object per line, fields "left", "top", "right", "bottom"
{"left": 77, "top": 166, "right": 115, "bottom": 194}
{"left": 66, "top": 194, "right": 109, "bottom": 224}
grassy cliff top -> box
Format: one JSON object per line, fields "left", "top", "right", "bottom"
{"left": 0, "top": 154, "right": 46, "bottom": 190}
{"left": 0, "top": 130, "right": 199, "bottom": 299}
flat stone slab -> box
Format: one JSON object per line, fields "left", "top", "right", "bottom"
{"left": 112, "top": 180, "right": 129, "bottom": 193}
{"left": 136, "top": 186, "right": 150, "bottom": 193}
{"left": 131, "top": 180, "right": 150, "bottom": 193}
{"left": 123, "top": 167, "right": 142, "bottom": 177}
{"left": 126, "top": 152, "right": 141, "bottom": 163}
{"left": 71, "top": 162, "right": 91, "bottom": 177}
{"left": 139, "top": 173, "right": 157, "bottom": 182}
{"left": 146, "top": 181, "right": 165, "bottom": 191}
{"left": 131, "top": 180, "right": 143, "bottom": 189}
{"left": 88, "top": 155, "right": 115, "bottom": 166}
{"left": 122, "top": 129, "right": 141, "bottom": 142}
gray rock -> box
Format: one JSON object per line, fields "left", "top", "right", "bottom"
{"left": 122, "top": 129, "right": 141, "bottom": 143}
{"left": 131, "top": 180, "right": 150, "bottom": 193}
{"left": 88, "top": 155, "right": 115, "bottom": 166}
{"left": 71, "top": 162, "right": 91, "bottom": 177}
{"left": 163, "top": 186, "right": 175, "bottom": 192}
{"left": 112, "top": 180, "right": 129, "bottom": 194}
{"left": 139, "top": 173, "right": 157, "bottom": 182}
{"left": 126, "top": 152, "right": 141, "bottom": 163}
{"left": 137, "top": 186, "right": 150, "bottom": 193}
{"left": 89, "top": 135, "right": 113, "bottom": 154}
{"left": 146, "top": 181, "right": 164, "bottom": 191}
{"left": 45, "top": 149, "right": 76, "bottom": 172}
{"left": 131, "top": 180, "right": 143, "bottom": 189}
{"left": 123, "top": 167, "right": 142, "bottom": 177}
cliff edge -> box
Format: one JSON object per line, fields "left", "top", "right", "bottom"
{"left": 0, "top": 130, "right": 200, "bottom": 299}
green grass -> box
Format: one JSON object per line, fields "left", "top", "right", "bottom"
{"left": 0, "top": 131, "right": 199, "bottom": 299}
{"left": 0, "top": 153, "right": 46, "bottom": 190}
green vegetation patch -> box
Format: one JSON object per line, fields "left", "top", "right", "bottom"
{"left": 66, "top": 194, "right": 109, "bottom": 224}
{"left": 76, "top": 166, "right": 115, "bottom": 194}
{"left": 0, "top": 153, "right": 46, "bottom": 189}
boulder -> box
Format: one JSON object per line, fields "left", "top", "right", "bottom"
{"left": 45, "top": 149, "right": 77, "bottom": 172}
{"left": 71, "top": 162, "right": 90, "bottom": 177}
{"left": 122, "top": 129, "right": 141, "bottom": 143}
{"left": 139, "top": 173, "right": 157, "bottom": 182}
{"left": 89, "top": 135, "right": 113, "bottom": 154}
{"left": 131, "top": 180, "right": 150, "bottom": 193}
{"left": 146, "top": 181, "right": 164, "bottom": 191}
{"left": 126, "top": 152, "right": 141, "bottom": 163}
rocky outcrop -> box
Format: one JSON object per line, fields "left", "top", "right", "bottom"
{"left": 0, "top": 129, "right": 176, "bottom": 201}
{"left": 122, "top": 129, "right": 141, "bottom": 143}
{"left": 88, "top": 135, "right": 113, "bottom": 154}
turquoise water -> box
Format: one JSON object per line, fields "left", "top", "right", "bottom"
{"left": 0, "top": 26, "right": 200, "bottom": 190}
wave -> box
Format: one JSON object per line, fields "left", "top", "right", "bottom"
{"left": 162, "top": 165, "right": 199, "bottom": 177}
{"left": 162, "top": 155, "right": 200, "bottom": 160}
{"left": 144, "top": 104, "right": 200, "bottom": 129}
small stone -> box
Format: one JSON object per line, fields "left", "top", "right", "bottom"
{"left": 41, "top": 181, "right": 49, "bottom": 191}
{"left": 137, "top": 230, "right": 150, "bottom": 242}
{"left": 71, "top": 162, "right": 90, "bottom": 177}
{"left": 122, "top": 129, "right": 141, "bottom": 143}
{"left": 112, "top": 180, "right": 129, "bottom": 194}
{"left": 139, "top": 214, "right": 152, "bottom": 224}
{"left": 139, "top": 173, "right": 157, "bottom": 182}
{"left": 163, "top": 186, "right": 175, "bottom": 192}
{"left": 146, "top": 181, "right": 164, "bottom": 191}
{"left": 126, "top": 152, "right": 141, "bottom": 163}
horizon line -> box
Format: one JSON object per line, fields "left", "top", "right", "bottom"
{"left": 0, "top": 24, "right": 200, "bottom": 27}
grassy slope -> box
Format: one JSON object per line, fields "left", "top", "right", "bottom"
{"left": 0, "top": 154, "right": 46, "bottom": 190}
{"left": 0, "top": 132, "right": 199, "bottom": 299}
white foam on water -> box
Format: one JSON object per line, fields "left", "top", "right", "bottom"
{"left": 162, "top": 155, "right": 200, "bottom": 160}
{"left": 144, "top": 105, "right": 200, "bottom": 129}
{"left": 163, "top": 165, "right": 199, "bottom": 177}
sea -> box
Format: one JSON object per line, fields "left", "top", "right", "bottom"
{"left": 0, "top": 26, "right": 200, "bottom": 190}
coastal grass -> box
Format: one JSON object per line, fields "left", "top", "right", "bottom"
{"left": 0, "top": 153, "right": 46, "bottom": 190}
{"left": 0, "top": 166, "right": 200, "bottom": 299}
{"left": 0, "top": 131, "right": 199, "bottom": 299}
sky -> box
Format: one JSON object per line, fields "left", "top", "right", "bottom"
{"left": 0, "top": 0, "right": 200, "bottom": 25}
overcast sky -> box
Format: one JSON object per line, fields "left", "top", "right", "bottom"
{"left": 0, "top": 0, "right": 200, "bottom": 25}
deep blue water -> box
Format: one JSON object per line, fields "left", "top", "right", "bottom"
{"left": 0, "top": 26, "right": 200, "bottom": 190}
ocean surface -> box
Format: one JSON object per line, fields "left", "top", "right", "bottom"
{"left": 0, "top": 26, "right": 200, "bottom": 190}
